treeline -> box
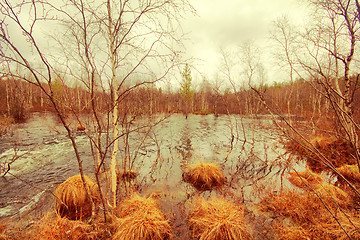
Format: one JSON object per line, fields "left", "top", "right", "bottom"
{"left": 1, "top": 77, "right": 359, "bottom": 122}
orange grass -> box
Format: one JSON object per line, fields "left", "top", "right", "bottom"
{"left": 113, "top": 193, "right": 171, "bottom": 240}
{"left": 336, "top": 164, "right": 360, "bottom": 184}
{"left": 183, "top": 161, "right": 226, "bottom": 191}
{"left": 284, "top": 135, "right": 355, "bottom": 173}
{"left": 259, "top": 189, "right": 360, "bottom": 239}
{"left": 275, "top": 226, "right": 311, "bottom": 240}
{"left": 18, "top": 212, "right": 109, "bottom": 240}
{"left": 314, "top": 183, "right": 350, "bottom": 207}
{"left": 287, "top": 169, "right": 323, "bottom": 189}
{"left": 0, "top": 221, "right": 9, "bottom": 240}
{"left": 187, "top": 197, "right": 251, "bottom": 240}
{"left": 54, "top": 175, "right": 99, "bottom": 220}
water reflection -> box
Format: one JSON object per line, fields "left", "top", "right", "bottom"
{"left": 176, "top": 120, "right": 193, "bottom": 161}
{"left": 0, "top": 113, "right": 284, "bottom": 228}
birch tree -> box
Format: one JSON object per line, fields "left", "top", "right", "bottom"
{"left": 297, "top": 0, "right": 360, "bottom": 169}
{"left": 50, "top": 0, "right": 192, "bottom": 207}
{"left": 0, "top": 0, "right": 192, "bottom": 210}
{"left": 0, "top": 0, "right": 97, "bottom": 212}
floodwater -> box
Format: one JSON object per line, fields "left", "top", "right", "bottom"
{"left": 0, "top": 112, "right": 286, "bottom": 238}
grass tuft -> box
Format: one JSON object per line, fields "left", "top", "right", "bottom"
{"left": 54, "top": 175, "right": 99, "bottom": 220}
{"left": 38, "top": 213, "right": 108, "bottom": 240}
{"left": 187, "top": 197, "right": 251, "bottom": 240}
{"left": 183, "top": 161, "right": 226, "bottom": 191}
{"left": 113, "top": 193, "right": 171, "bottom": 240}
{"left": 77, "top": 124, "right": 86, "bottom": 131}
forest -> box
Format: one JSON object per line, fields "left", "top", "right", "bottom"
{"left": 2, "top": 75, "right": 359, "bottom": 123}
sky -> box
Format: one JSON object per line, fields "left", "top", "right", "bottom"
{"left": 3, "top": 0, "right": 311, "bottom": 91}
{"left": 181, "top": 0, "right": 310, "bottom": 88}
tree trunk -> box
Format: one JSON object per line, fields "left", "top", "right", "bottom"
{"left": 110, "top": 94, "right": 119, "bottom": 207}
{"left": 108, "top": 0, "right": 119, "bottom": 207}
{"left": 6, "top": 81, "right": 10, "bottom": 115}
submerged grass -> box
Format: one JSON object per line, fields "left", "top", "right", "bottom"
{"left": 113, "top": 193, "right": 171, "bottom": 240}
{"left": 187, "top": 197, "right": 251, "bottom": 240}
{"left": 54, "top": 175, "right": 99, "bottom": 220}
{"left": 183, "top": 161, "right": 226, "bottom": 191}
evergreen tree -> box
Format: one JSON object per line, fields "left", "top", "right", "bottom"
{"left": 180, "top": 64, "right": 194, "bottom": 118}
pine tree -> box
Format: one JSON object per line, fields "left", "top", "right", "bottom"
{"left": 180, "top": 64, "right": 194, "bottom": 118}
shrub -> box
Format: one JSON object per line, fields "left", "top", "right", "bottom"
{"left": 0, "top": 114, "right": 14, "bottom": 136}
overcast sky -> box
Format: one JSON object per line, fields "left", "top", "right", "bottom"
{"left": 182, "top": 0, "right": 310, "bottom": 87}
{"left": 4, "top": 0, "right": 310, "bottom": 91}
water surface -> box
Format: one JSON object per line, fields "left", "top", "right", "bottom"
{"left": 0, "top": 113, "right": 285, "bottom": 237}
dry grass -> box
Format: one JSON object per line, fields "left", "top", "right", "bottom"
{"left": 287, "top": 169, "right": 323, "bottom": 189}
{"left": 54, "top": 175, "right": 99, "bottom": 220}
{"left": 182, "top": 161, "right": 226, "bottom": 191}
{"left": 336, "top": 164, "right": 360, "bottom": 184}
{"left": 0, "top": 221, "right": 10, "bottom": 240}
{"left": 259, "top": 189, "right": 360, "bottom": 240}
{"left": 310, "top": 135, "right": 337, "bottom": 148}
{"left": 15, "top": 212, "right": 109, "bottom": 240}
{"left": 274, "top": 226, "right": 311, "bottom": 240}
{"left": 116, "top": 169, "right": 138, "bottom": 182}
{"left": 187, "top": 197, "right": 251, "bottom": 240}
{"left": 314, "top": 183, "right": 350, "bottom": 207}
{"left": 284, "top": 135, "right": 355, "bottom": 173}
{"left": 113, "top": 193, "right": 171, "bottom": 240}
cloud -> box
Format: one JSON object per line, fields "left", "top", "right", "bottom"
{"left": 182, "top": 0, "right": 309, "bottom": 81}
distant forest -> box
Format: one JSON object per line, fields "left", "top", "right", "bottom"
{"left": 1, "top": 77, "right": 359, "bottom": 123}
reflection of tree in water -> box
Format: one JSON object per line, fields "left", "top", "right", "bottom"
{"left": 176, "top": 124, "right": 193, "bottom": 161}
{"left": 199, "top": 119, "right": 210, "bottom": 134}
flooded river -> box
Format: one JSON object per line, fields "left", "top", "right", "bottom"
{"left": 0, "top": 112, "right": 285, "bottom": 237}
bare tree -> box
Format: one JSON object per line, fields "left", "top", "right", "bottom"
{"left": 246, "top": 2, "right": 360, "bottom": 238}
{"left": 271, "top": 17, "right": 300, "bottom": 123}
{"left": 295, "top": 0, "right": 360, "bottom": 169}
